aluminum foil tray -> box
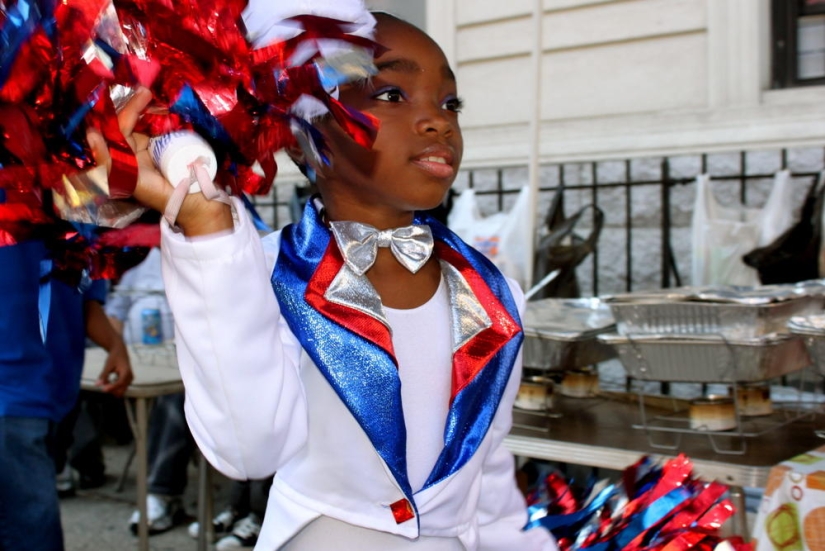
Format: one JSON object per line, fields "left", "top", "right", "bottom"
{"left": 522, "top": 337, "right": 617, "bottom": 370}
{"left": 788, "top": 314, "right": 825, "bottom": 336}
{"left": 799, "top": 336, "right": 825, "bottom": 377}
{"left": 789, "top": 314, "right": 825, "bottom": 377}
{"left": 605, "top": 279, "right": 825, "bottom": 305}
{"left": 597, "top": 333, "right": 811, "bottom": 383}
{"left": 605, "top": 291, "right": 824, "bottom": 339}
{"left": 522, "top": 298, "right": 617, "bottom": 370}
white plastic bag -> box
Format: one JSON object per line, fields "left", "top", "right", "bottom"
{"left": 691, "top": 170, "right": 796, "bottom": 286}
{"left": 447, "top": 186, "right": 533, "bottom": 289}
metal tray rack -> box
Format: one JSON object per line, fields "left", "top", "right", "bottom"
{"left": 789, "top": 315, "right": 825, "bottom": 377}
{"left": 788, "top": 315, "right": 825, "bottom": 439}
{"left": 597, "top": 283, "right": 825, "bottom": 454}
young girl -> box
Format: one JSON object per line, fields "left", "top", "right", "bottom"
{"left": 103, "top": 5, "right": 556, "bottom": 550}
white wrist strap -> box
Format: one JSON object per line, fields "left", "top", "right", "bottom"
{"left": 163, "top": 161, "right": 230, "bottom": 227}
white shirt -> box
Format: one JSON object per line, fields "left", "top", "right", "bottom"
{"left": 284, "top": 278, "right": 464, "bottom": 549}
{"left": 105, "top": 248, "right": 174, "bottom": 345}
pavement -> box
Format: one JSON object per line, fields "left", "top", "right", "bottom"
{"left": 60, "top": 441, "right": 233, "bottom": 551}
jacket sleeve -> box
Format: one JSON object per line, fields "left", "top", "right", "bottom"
{"left": 476, "top": 280, "right": 558, "bottom": 551}
{"left": 160, "top": 198, "right": 308, "bottom": 480}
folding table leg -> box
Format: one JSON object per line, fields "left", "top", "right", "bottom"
{"left": 124, "top": 397, "right": 151, "bottom": 551}
{"left": 116, "top": 445, "right": 136, "bottom": 493}
{"left": 197, "top": 453, "right": 214, "bottom": 551}
{"left": 728, "top": 485, "right": 749, "bottom": 541}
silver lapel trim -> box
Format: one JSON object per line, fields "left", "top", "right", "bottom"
{"left": 440, "top": 260, "right": 492, "bottom": 354}
{"left": 323, "top": 259, "right": 492, "bottom": 351}
{"left": 325, "top": 265, "right": 390, "bottom": 329}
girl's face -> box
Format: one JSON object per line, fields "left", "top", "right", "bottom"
{"left": 316, "top": 15, "right": 464, "bottom": 227}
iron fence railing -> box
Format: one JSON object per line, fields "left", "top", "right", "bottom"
{"left": 459, "top": 147, "right": 825, "bottom": 297}
{"left": 246, "top": 180, "right": 306, "bottom": 232}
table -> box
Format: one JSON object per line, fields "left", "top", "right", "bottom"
{"left": 505, "top": 392, "right": 824, "bottom": 538}
{"left": 751, "top": 445, "right": 825, "bottom": 551}
{"left": 82, "top": 345, "right": 183, "bottom": 551}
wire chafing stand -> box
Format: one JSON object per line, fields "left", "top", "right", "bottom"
{"left": 598, "top": 282, "right": 825, "bottom": 454}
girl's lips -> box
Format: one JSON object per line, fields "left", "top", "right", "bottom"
{"left": 412, "top": 157, "right": 455, "bottom": 179}
{"left": 412, "top": 147, "right": 455, "bottom": 179}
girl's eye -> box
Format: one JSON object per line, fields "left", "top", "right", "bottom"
{"left": 373, "top": 88, "right": 404, "bottom": 103}
{"left": 443, "top": 97, "right": 464, "bottom": 113}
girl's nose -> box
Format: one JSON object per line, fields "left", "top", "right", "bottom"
{"left": 415, "top": 104, "right": 454, "bottom": 137}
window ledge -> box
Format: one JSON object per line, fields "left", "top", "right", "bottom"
{"left": 763, "top": 85, "right": 825, "bottom": 105}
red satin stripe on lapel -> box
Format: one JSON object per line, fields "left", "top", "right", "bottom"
{"left": 304, "top": 242, "right": 396, "bottom": 360}
{"left": 437, "top": 244, "right": 521, "bottom": 400}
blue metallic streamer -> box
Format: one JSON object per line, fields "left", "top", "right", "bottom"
{"left": 525, "top": 484, "right": 617, "bottom": 532}
{"left": 240, "top": 193, "right": 273, "bottom": 233}
{"left": 290, "top": 116, "right": 330, "bottom": 170}
{"left": 611, "top": 485, "right": 692, "bottom": 550}
{"left": 169, "top": 85, "right": 234, "bottom": 147}
{"left": 93, "top": 37, "right": 120, "bottom": 61}
{"left": 59, "top": 87, "right": 102, "bottom": 160}
{"left": 38, "top": 258, "right": 52, "bottom": 342}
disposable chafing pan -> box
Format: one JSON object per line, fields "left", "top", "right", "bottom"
{"left": 522, "top": 298, "right": 616, "bottom": 370}
{"left": 789, "top": 315, "right": 825, "bottom": 377}
{"left": 605, "top": 282, "right": 825, "bottom": 339}
{"left": 597, "top": 332, "right": 811, "bottom": 383}
{"left": 607, "top": 298, "right": 823, "bottom": 339}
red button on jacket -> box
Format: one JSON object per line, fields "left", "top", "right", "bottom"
{"left": 390, "top": 498, "right": 415, "bottom": 524}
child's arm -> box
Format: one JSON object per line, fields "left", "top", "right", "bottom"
{"left": 476, "top": 281, "right": 558, "bottom": 551}
{"left": 88, "top": 90, "right": 307, "bottom": 480}
{"left": 159, "top": 198, "right": 308, "bottom": 481}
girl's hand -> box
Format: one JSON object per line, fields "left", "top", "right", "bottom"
{"left": 86, "top": 87, "right": 170, "bottom": 213}
{"left": 87, "top": 87, "right": 234, "bottom": 236}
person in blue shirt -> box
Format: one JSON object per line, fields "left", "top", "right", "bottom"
{"left": 0, "top": 239, "right": 132, "bottom": 551}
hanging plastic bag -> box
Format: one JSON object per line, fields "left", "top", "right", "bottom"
{"left": 743, "top": 171, "right": 825, "bottom": 284}
{"left": 531, "top": 186, "right": 604, "bottom": 300}
{"left": 691, "top": 170, "right": 796, "bottom": 286}
{"left": 447, "top": 186, "right": 533, "bottom": 289}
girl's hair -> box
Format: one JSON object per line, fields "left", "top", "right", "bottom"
{"left": 288, "top": 11, "right": 423, "bottom": 181}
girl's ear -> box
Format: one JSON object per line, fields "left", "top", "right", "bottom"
{"left": 285, "top": 143, "right": 305, "bottom": 166}
{"left": 286, "top": 142, "right": 331, "bottom": 184}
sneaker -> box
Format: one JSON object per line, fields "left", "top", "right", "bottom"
{"left": 128, "top": 494, "right": 186, "bottom": 535}
{"left": 215, "top": 513, "right": 262, "bottom": 550}
{"left": 56, "top": 466, "right": 76, "bottom": 498}
{"left": 76, "top": 470, "right": 107, "bottom": 490}
{"left": 187, "top": 507, "right": 240, "bottom": 540}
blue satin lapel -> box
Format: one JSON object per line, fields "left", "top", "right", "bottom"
{"left": 419, "top": 216, "right": 523, "bottom": 491}
{"left": 272, "top": 203, "right": 413, "bottom": 500}
{"left": 272, "top": 205, "right": 522, "bottom": 500}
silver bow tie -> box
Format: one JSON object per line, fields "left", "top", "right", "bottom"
{"left": 329, "top": 221, "right": 434, "bottom": 276}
